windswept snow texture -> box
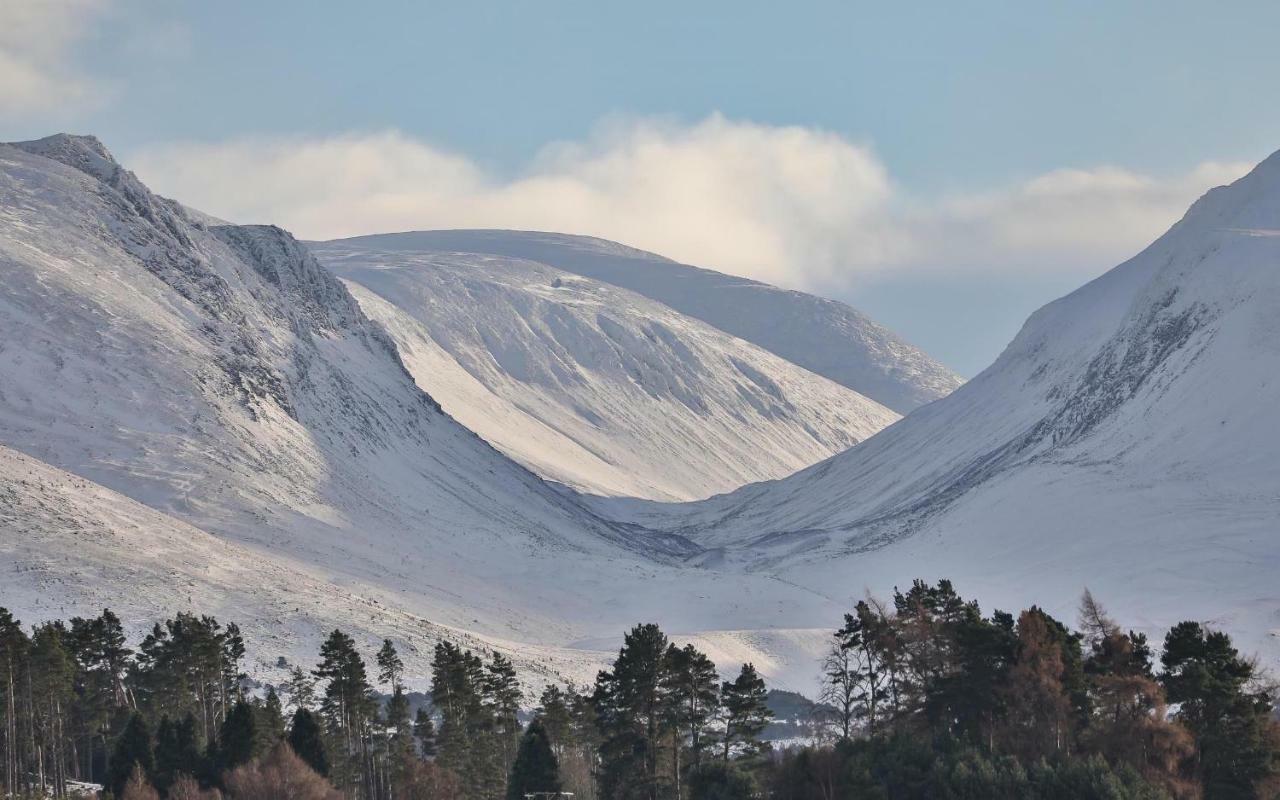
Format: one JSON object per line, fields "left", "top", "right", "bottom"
{"left": 615, "top": 149, "right": 1280, "bottom": 664}
{"left": 0, "top": 135, "right": 844, "bottom": 694}
{"left": 312, "top": 243, "right": 899, "bottom": 500}
{"left": 312, "top": 230, "right": 963, "bottom": 414}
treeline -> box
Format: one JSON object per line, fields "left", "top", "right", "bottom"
{"left": 0, "top": 610, "right": 770, "bottom": 799}
{"left": 801, "top": 582, "right": 1280, "bottom": 799}
{"left": 1, "top": 580, "right": 1278, "bottom": 799}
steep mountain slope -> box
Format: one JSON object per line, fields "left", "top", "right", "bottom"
{"left": 313, "top": 230, "right": 963, "bottom": 414}
{"left": 0, "top": 443, "right": 604, "bottom": 688}
{"left": 615, "top": 149, "right": 1280, "bottom": 659}
{"left": 311, "top": 242, "right": 898, "bottom": 500}
{"left": 0, "top": 135, "right": 841, "bottom": 691}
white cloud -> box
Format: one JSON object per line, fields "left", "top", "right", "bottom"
{"left": 128, "top": 116, "right": 1254, "bottom": 293}
{"left": 0, "top": 0, "right": 109, "bottom": 115}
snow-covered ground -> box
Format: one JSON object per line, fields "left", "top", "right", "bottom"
{"left": 605, "top": 147, "right": 1280, "bottom": 665}
{"left": 4, "top": 132, "right": 1279, "bottom": 701}
{"left": 0, "top": 134, "right": 845, "bottom": 695}
{"left": 311, "top": 242, "right": 898, "bottom": 500}
{"left": 313, "top": 230, "right": 962, "bottom": 415}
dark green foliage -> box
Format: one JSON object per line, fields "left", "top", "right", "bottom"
{"left": 288, "top": 707, "right": 329, "bottom": 777}
{"left": 215, "top": 699, "right": 258, "bottom": 774}
{"left": 3, "top": 579, "right": 1280, "bottom": 800}
{"left": 769, "top": 734, "right": 1170, "bottom": 799}
{"left": 430, "top": 640, "right": 509, "bottom": 797}
{"left": 106, "top": 712, "right": 153, "bottom": 799}
{"left": 1161, "top": 621, "right": 1279, "bottom": 797}
{"left": 594, "top": 623, "right": 672, "bottom": 800}
{"left": 687, "top": 760, "right": 757, "bottom": 800}
{"left": 313, "top": 629, "right": 375, "bottom": 737}
{"left": 153, "top": 712, "right": 203, "bottom": 792}
{"left": 506, "top": 718, "right": 561, "bottom": 800}
{"left": 720, "top": 663, "right": 772, "bottom": 761}
{"left": 662, "top": 642, "right": 720, "bottom": 773}
{"left": 258, "top": 685, "right": 286, "bottom": 752}
{"left": 412, "top": 706, "right": 437, "bottom": 758}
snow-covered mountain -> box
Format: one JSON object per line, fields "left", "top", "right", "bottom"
{"left": 310, "top": 241, "right": 899, "bottom": 500}
{"left": 611, "top": 148, "right": 1280, "bottom": 661}
{"left": 313, "top": 230, "right": 962, "bottom": 415}
{"left": 0, "top": 134, "right": 840, "bottom": 692}
{"left": 6, "top": 131, "right": 1280, "bottom": 697}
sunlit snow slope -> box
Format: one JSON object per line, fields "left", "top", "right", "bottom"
{"left": 314, "top": 230, "right": 962, "bottom": 415}
{"left": 617, "top": 149, "right": 1280, "bottom": 662}
{"left": 311, "top": 242, "right": 899, "bottom": 500}
{"left": 0, "top": 135, "right": 841, "bottom": 693}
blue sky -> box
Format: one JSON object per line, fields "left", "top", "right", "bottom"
{"left": 5, "top": 0, "right": 1280, "bottom": 374}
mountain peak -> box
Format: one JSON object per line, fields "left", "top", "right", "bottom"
{"left": 1179, "top": 146, "right": 1280, "bottom": 234}
{"left": 9, "top": 133, "right": 120, "bottom": 184}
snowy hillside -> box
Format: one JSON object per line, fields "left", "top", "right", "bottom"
{"left": 311, "top": 242, "right": 898, "bottom": 500}
{"left": 313, "top": 230, "right": 963, "bottom": 414}
{"left": 615, "top": 149, "right": 1280, "bottom": 661}
{"left": 0, "top": 135, "right": 842, "bottom": 693}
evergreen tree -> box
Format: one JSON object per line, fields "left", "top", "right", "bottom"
{"left": 413, "top": 707, "right": 437, "bottom": 759}
{"left": 28, "top": 621, "right": 76, "bottom": 796}
{"left": 506, "top": 718, "right": 561, "bottom": 800}
{"left": 485, "top": 652, "right": 523, "bottom": 786}
{"left": 106, "top": 713, "right": 154, "bottom": 799}
{"left": 537, "top": 685, "right": 572, "bottom": 754}
{"left": 719, "top": 663, "right": 771, "bottom": 762}
{"left": 312, "top": 628, "right": 375, "bottom": 795}
{"left": 153, "top": 712, "right": 203, "bottom": 794}
{"left": 430, "top": 640, "right": 491, "bottom": 796}
{"left": 376, "top": 639, "right": 405, "bottom": 693}
{"left": 215, "top": 699, "right": 257, "bottom": 775}
{"left": 258, "top": 686, "right": 286, "bottom": 752}
{"left": 661, "top": 642, "right": 720, "bottom": 790}
{"left": 686, "top": 760, "right": 757, "bottom": 800}
{"left": 0, "top": 609, "right": 31, "bottom": 797}
{"left": 285, "top": 665, "right": 317, "bottom": 711}
{"left": 289, "top": 707, "right": 330, "bottom": 777}
{"left": 1161, "top": 621, "right": 1279, "bottom": 798}
{"left": 313, "top": 630, "right": 375, "bottom": 739}
{"left": 594, "top": 623, "right": 673, "bottom": 800}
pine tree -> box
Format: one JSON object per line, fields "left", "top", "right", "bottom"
{"left": 537, "top": 685, "right": 572, "bottom": 754}
{"left": 289, "top": 707, "right": 329, "bottom": 777}
{"left": 661, "top": 642, "right": 720, "bottom": 791}
{"left": 107, "top": 713, "right": 154, "bottom": 799}
{"left": 312, "top": 628, "right": 375, "bottom": 795}
{"left": 413, "top": 707, "right": 437, "bottom": 759}
{"left": 506, "top": 718, "right": 561, "bottom": 800}
{"left": 720, "top": 664, "right": 771, "bottom": 762}
{"left": 25, "top": 621, "right": 75, "bottom": 796}
{"left": 485, "top": 652, "right": 523, "bottom": 788}
{"left": 258, "top": 686, "right": 286, "bottom": 752}
{"left": 216, "top": 699, "right": 257, "bottom": 776}
{"left": 285, "top": 666, "right": 317, "bottom": 711}
{"left": 431, "top": 640, "right": 496, "bottom": 797}
{"left": 1161, "top": 621, "right": 1279, "bottom": 798}
{"left": 376, "top": 640, "right": 405, "bottom": 694}
{"left": 153, "top": 712, "right": 203, "bottom": 794}
{"left": 594, "top": 623, "right": 672, "bottom": 800}
{"left": 0, "top": 609, "right": 30, "bottom": 798}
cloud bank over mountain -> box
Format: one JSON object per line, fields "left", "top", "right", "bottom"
{"left": 130, "top": 115, "right": 1250, "bottom": 296}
